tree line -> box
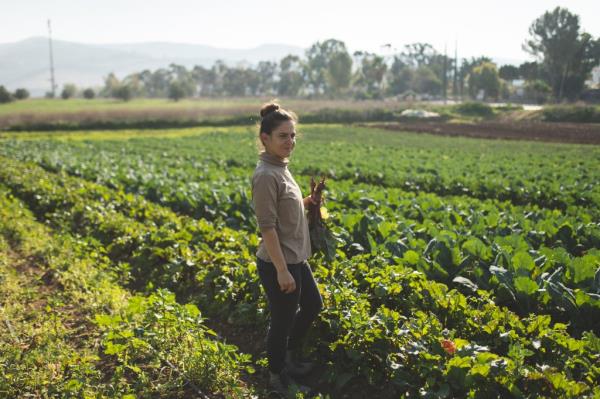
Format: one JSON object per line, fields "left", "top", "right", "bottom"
{"left": 1, "top": 7, "right": 598, "bottom": 105}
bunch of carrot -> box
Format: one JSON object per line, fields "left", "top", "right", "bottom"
{"left": 307, "top": 176, "right": 336, "bottom": 261}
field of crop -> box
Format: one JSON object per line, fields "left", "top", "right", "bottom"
{"left": 0, "top": 98, "right": 409, "bottom": 131}
{"left": 0, "top": 98, "right": 413, "bottom": 116}
{"left": 1, "top": 124, "right": 599, "bottom": 398}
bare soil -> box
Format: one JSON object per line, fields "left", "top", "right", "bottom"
{"left": 365, "top": 121, "right": 600, "bottom": 145}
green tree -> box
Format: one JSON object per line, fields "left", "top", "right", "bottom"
{"left": 121, "top": 73, "right": 145, "bottom": 98}
{"left": 326, "top": 49, "right": 352, "bottom": 96}
{"left": 458, "top": 57, "right": 493, "bottom": 98}
{"left": 168, "top": 64, "right": 196, "bottom": 97}
{"left": 13, "top": 88, "right": 30, "bottom": 100}
{"left": 305, "top": 39, "right": 352, "bottom": 96}
{"left": 0, "top": 85, "right": 13, "bottom": 103}
{"left": 428, "top": 53, "right": 453, "bottom": 100}
{"left": 101, "top": 73, "right": 120, "bottom": 97}
{"left": 168, "top": 81, "right": 186, "bottom": 101}
{"left": 83, "top": 88, "right": 95, "bottom": 99}
{"left": 468, "top": 62, "right": 501, "bottom": 100}
{"left": 146, "top": 69, "right": 171, "bottom": 97}
{"left": 499, "top": 65, "right": 520, "bottom": 81}
{"left": 208, "top": 60, "right": 227, "bottom": 96}
{"left": 524, "top": 7, "right": 600, "bottom": 100}
{"left": 413, "top": 66, "right": 442, "bottom": 96}
{"left": 222, "top": 67, "right": 257, "bottom": 96}
{"left": 191, "top": 65, "right": 209, "bottom": 96}
{"left": 387, "top": 56, "right": 413, "bottom": 95}
{"left": 61, "top": 83, "right": 77, "bottom": 99}
{"left": 399, "top": 43, "right": 454, "bottom": 96}
{"left": 353, "top": 52, "right": 388, "bottom": 99}
{"left": 518, "top": 61, "right": 539, "bottom": 81}
{"left": 524, "top": 79, "right": 552, "bottom": 104}
{"left": 401, "top": 43, "right": 436, "bottom": 67}
{"left": 192, "top": 65, "right": 220, "bottom": 96}
{"left": 256, "top": 61, "right": 278, "bottom": 96}
{"left": 113, "top": 84, "right": 133, "bottom": 101}
{"left": 278, "top": 55, "right": 305, "bottom": 97}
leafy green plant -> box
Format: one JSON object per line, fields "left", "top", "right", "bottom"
{"left": 95, "top": 289, "right": 252, "bottom": 397}
{"left": 2, "top": 123, "right": 600, "bottom": 397}
{"left": 452, "top": 102, "right": 494, "bottom": 117}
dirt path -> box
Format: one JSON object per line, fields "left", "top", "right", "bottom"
{"left": 365, "top": 121, "right": 600, "bottom": 145}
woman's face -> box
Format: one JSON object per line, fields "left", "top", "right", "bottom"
{"left": 261, "top": 120, "right": 296, "bottom": 159}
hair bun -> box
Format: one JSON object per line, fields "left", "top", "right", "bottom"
{"left": 260, "top": 102, "right": 280, "bottom": 118}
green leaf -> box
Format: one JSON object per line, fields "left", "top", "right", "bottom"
{"left": 512, "top": 251, "right": 535, "bottom": 274}
{"left": 94, "top": 313, "right": 120, "bottom": 327}
{"left": 545, "top": 280, "right": 578, "bottom": 313}
{"left": 490, "top": 266, "right": 516, "bottom": 302}
{"left": 462, "top": 237, "right": 492, "bottom": 261}
{"left": 126, "top": 296, "right": 146, "bottom": 314}
{"left": 445, "top": 356, "right": 472, "bottom": 388}
{"left": 126, "top": 364, "right": 142, "bottom": 374}
{"left": 514, "top": 276, "right": 539, "bottom": 296}
{"left": 469, "top": 362, "right": 490, "bottom": 377}
{"left": 568, "top": 255, "right": 598, "bottom": 285}
{"left": 104, "top": 342, "right": 126, "bottom": 355}
{"left": 594, "top": 267, "right": 600, "bottom": 293}
{"left": 184, "top": 303, "right": 201, "bottom": 318}
{"left": 403, "top": 250, "right": 420, "bottom": 265}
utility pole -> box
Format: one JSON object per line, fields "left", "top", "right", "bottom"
{"left": 47, "top": 19, "right": 57, "bottom": 98}
{"left": 453, "top": 40, "right": 458, "bottom": 101}
{"left": 443, "top": 44, "right": 447, "bottom": 104}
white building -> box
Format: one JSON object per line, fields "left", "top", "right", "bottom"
{"left": 512, "top": 79, "right": 526, "bottom": 96}
{"left": 592, "top": 66, "right": 600, "bottom": 87}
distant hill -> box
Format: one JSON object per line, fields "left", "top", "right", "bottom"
{"left": 0, "top": 37, "right": 304, "bottom": 96}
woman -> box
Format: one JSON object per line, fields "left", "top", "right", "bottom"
{"left": 252, "top": 102, "right": 323, "bottom": 394}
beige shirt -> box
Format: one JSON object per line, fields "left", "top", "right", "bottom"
{"left": 252, "top": 151, "right": 311, "bottom": 264}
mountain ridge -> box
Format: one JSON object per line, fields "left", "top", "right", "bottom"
{"left": 0, "top": 37, "right": 527, "bottom": 97}
{"left": 0, "top": 37, "right": 304, "bottom": 96}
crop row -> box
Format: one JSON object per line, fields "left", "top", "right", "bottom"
{"left": 2, "top": 134, "right": 599, "bottom": 262}
{"left": 2, "top": 124, "right": 599, "bottom": 214}
{"left": 324, "top": 182, "right": 600, "bottom": 332}
{"left": 2, "top": 137, "right": 599, "bottom": 331}
{"left": 1, "top": 156, "right": 598, "bottom": 397}
{"left": 0, "top": 186, "right": 255, "bottom": 398}
{"left": 2, "top": 135, "right": 599, "bottom": 226}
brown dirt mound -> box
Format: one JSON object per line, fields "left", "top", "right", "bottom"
{"left": 365, "top": 121, "right": 600, "bottom": 145}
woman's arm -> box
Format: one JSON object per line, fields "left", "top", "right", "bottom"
{"left": 261, "top": 227, "right": 296, "bottom": 293}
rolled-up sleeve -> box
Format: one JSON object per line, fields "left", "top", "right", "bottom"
{"left": 252, "top": 173, "right": 278, "bottom": 229}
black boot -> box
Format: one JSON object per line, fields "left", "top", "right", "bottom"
{"left": 268, "top": 368, "right": 310, "bottom": 397}
{"left": 284, "top": 349, "right": 314, "bottom": 377}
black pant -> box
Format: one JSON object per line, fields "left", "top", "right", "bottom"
{"left": 256, "top": 257, "right": 323, "bottom": 373}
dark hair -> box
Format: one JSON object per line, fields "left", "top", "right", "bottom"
{"left": 259, "top": 101, "right": 298, "bottom": 135}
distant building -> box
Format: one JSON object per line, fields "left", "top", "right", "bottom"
{"left": 581, "top": 66, "right": 600, "bottom": 103}
{"left": 592, "top": 66, "right": 600, "bottom": 87}
{"left": 512, "top": 79, "right": 525, "bottom": 97}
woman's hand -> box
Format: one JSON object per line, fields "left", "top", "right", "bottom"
{"left": 277, "top": 269, "right": 296, "bottom": 293}
{"left": 303, "top": 195, "right": 316, "bottom": 208}
{"left": 260, "top": 228, "right": 294, "bottom": 292}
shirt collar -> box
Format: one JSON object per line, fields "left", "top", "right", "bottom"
{"left": 259, "top": 151, "right": 289, "bottom": 167}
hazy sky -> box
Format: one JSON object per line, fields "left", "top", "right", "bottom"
{"left": 2, "top": 0, "right": 599, "bottom": 61}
